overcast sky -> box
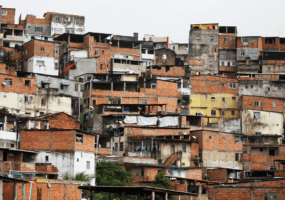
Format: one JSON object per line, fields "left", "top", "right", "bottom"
{"left": 4, "top": 0, "right": 285, "bottom": 43}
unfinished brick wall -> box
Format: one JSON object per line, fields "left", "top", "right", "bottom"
{"left": 147, "top": 66, "right": 185, "bottom": 77}
{"left": 75, "top": 132, "right": 94, "bottom": 152}
{"left": 191, "top": 75, "right": 238, "bottom": 94}
{"left": 1, "top": 8, "right": 15, "bottom": 24}
{"left": 207, "top": 168, "right": 227, "bottom": 182}
{"left": 3, "top": 179, "right": 82, "bottom": 200}
{"left": 237, "top": 37, "right": 259, "bottom": 48}
{"left": 241, "top": 95, "right": 284, "bottom": 112}
{"left": 39, "top": 112, "right": 80, "bottom": 129}
{"left": 219, "top": 35, "right": 236, "bottom": 48}
{"left": 20, "top": 130, "right": 51, "bottom": 150}
{"left": 262, "top": 37, "right": 280, "bottom": 51}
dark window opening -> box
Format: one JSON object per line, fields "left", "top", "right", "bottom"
{"left": 265, "top": 38, "right": 275, "bottom": 45}
{"left": 45, "top": 156, "right": 49, "bottom": 162}
{"left": 25, "top": 80, "right": 31, "bottom": 86}
{"left": 120, "top": 142, "right": 124, "bottom": 151}
{"left": 41, "top": 99, "right": 46, "bottom": 106}
{"left": 76, "top": 134, "right": 83, "bottom": 143}
{"left": 3, "top": 152, "right": 7, "bottom": 161}
{"left": 280, "top": 38, "right": 285, "bottom": 44}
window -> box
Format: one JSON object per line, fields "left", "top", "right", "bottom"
{"left": 269, "top": 149, "right": 276, "bottom": 156}
{"left": 211, "top": 110, "right": 216, "bottom": 116}
{"left": 55, "top": 16, "right": 60, "bottom": 22}
{"left": 65, "top": 28, "right": 75, "bottom": 34}
{"left": 86, "top": 161, "right": 90, "bottom": 169}
{"left": 4, "top": 79, "right": 12, "bottom": 86}
{"left": 224, "top": 37, "right": 228, "bottom": 42}
{"left": 222, "top": 97, "right": 225, "bottom": 101}
{"left": 255, "top": 131, "right": 262, "bottom": 136}
{"left": 102, "top": 50, "right": 105, "bottom": 54}
{"left": 40, "top": 47, "right": 45, "bottom": 52}
{"left": 221, "top": 111, "right": 225, "bottom": 116}
{"left": 45, "top": 156, "right": 49, "bottom": 162}
{"left": 209, "top": 61, "right": 213, "bottom": 65}
{"left": 232, "top": 97, "right": 236, "bottom": 100}
{"left": 115, "top": 143, "right": 118, "bottom": 151}
{"left": 172, "top": 46, "right": 175, "bottom": 50}
{"left": 251, "top": 85, "right": 253, "bottom": 89}
{"left": 182, "top": 145, "right": 186, "bottom": 153}
{"left": 242, "top": 38, "right": 248, "bottom": 43}
{"left": 213, "top": 48, "right": 217, "bottom": 53}
{"left": 9, "top": 51, "right": 14, "bottom": 56}
{"left": 77, "top": 158, "right": 79, "bottom": 162}
{"left": 254, "top": 101, "right": 260, "bottom": 107}
{"left": 177, "top": 99, "right": 182, "bottom": 106}
{"left": 100, "top": 64, "right": 103, "bottom": 70}
{"left": 241, "top": 50, "right": 245, "bottom": 56}
{"left": 231, "top": 111, "right": 235, "bottom": 115}
{"left": 42, "top": 83, "right": 49, "bottom": 88}
{"left": 209, "top": 136, "right": 212, "bottom": 139}
{"left": 211, "top": 81, "right": 215, "bottom": 85}
{"left": 232, "top": 61, "right": 235, "bottom": 66}
{"left": 254, "top": 112, "right": 260, "bottom": 119}
{"left": 54, "top": 28, "right": 62, "bottom": 34}
{"left": 245, "top": 85, "right": 248, "bottom": 89}
{"left": 120, "top": 142, "right": 124, "bottom": 151}
{"left": 259, "top": 85, "right": 262, "bottom": 88}
{"left": 243, "top": 138, "right": 248, "bottom": 143}
{"left": 61, "top": 84, "right": 68, "bottom": 91}
{"left": 267, "top": 87, "right": 271, "bottom": 92}
{"left": 2, "top": 10, "right": 7, "bottom": 15}
{"left": 264, "top": 75, "right": 268, "bottom": 78}
{"left": 24, "top": 96, "right": 29, "bottom": 103}
{"left": 258, "top": 75, "right": 262, "bottom": 78}
{"left": 76, "top": 134, "right": 83, "bottom": 143}
{"left": 163, "top": 54, "right": 167, "bottom": 59}
{"left": 41, "top": 98, "right": 46, "bottom": 106}
{"left": 36, "top": 60, "right": 45, "bottom": 66}
{"left": 198, "top": 60, "right": 201, "bottom": 63}
{"left": 11, "top": 144, "right": 15, "bottom": 148}
{"left": 229, "top": 82, "right": 236, "bottom": 89}
{"left": 270, "top": 166, "right": 277, "bottom": 170}
{"left": 35, "top": 27, "right": 43, "bottom": 32}
{"left": 210, "top": 36, "right": 214, "bottom": 41}
{"left": 242, "top": 148, "right": 247, "bottom": 154}
{"left": 141, "top": 99, "right": 147, "bottom": 104}
{"left": 95, "top": 50, "right": 99, "bottom": 55}
{"left": 234, "top": 136, "right": 240, "bottom": 143}
{"left": 211, "top": 97, "right": 215, "bottom": 101}
{"left": 197, "top": 35, "right": 201, "bottom": 39}
{"left": 40, "top": 112, "right": 44, "bottom": 116}
{"left": 25, "top": 80, "right": 31, "bottom": 86}
{"left": 272, "top": 101, "right": 277, "bottom": 108}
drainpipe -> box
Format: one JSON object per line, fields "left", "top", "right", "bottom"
{"left": 28, "top": 181, "right": 33, "bottom": 200}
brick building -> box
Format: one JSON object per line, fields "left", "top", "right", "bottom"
{"left": 20, "top": 128, "right": 95, "bottom": 180}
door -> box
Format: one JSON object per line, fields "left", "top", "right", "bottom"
{"left": 171, "top": 145, "right": 175, "bottom": 154}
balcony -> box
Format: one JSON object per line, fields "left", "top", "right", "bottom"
{"left": 5, "top": 35, "right": 24, "bottom": 41}
{"left": 112, "top": 59, "right": 146, "bottom": 75}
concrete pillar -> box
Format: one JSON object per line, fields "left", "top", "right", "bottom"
{"left": 47, "top": 123, "right": 49, "bottom": 129}
{"left": 165, "top": 192, "right": 168, "bottom": 200}
{"left": 38, "top": 121, "right": 40, "bottom": 129}
{"left": 123, "top": 82, "right": 126, "bottom": 96}
{"left": 22, "top": 184, "right": 25, "bottom": 200}
{"left": 28, "top": 120, "right": 31, "bottom": 130}
{"left": 132, "top": 142, "right": 134, "bottom": 152}
{"left": 0, "top": 180, "right": 3, "bottom": 200}
{"left": 152, "top": 191, "right": 155, "bottom": 200}
{"left": 111, "top": 82, "right": 113, "bottom": 97}
{"left": 4, "top": 116, "right": 7, "bottom": 131}
{"left": 14, "top": 182, "right": 17, "bottom": 200}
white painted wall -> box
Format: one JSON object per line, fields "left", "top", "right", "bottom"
{"left": 0, "top": 91, "right": 72, "bottom": 117}
{"left": 35, "top": 151, "right": 75, "bottom": 179}
{"left": 51, "top": 22, "right": 85, "bottom": 35}
{"left": 73, "top": 151, "right": 95, "bottom": 177}
{"left": 0, "top": 131, "right": 17, "bottom": 141}
{"left": 27, "top": 56, "right": 58, "bottom": 76}
{"left": 70, "top": 50, "right": 88, "bottom": 58}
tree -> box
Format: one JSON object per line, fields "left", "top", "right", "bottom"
{"left": 0, "top": 107, "right": 8, "bottom": 113}
{"left": 96, "top": 160, "right": 133, "bottom": 186}
{"left": 152, "top": 172, "right": 173, "bottom": 200}
{"left": 95, "top": 160, "right": 134, "bottom": 200}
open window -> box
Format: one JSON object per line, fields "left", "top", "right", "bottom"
{"left": 76, "top": 134, "right": 83, "bottom": 143}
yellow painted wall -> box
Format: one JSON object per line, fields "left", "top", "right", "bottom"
{"left": 190, "top": 93, "right": 239, "bottom": 123}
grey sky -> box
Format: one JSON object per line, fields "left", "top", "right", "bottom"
{"left": 5, "top": 0, "right": 285, "bottom": 43}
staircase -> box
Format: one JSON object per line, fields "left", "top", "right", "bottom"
{"left": 163, "top": 152, "right": 182, "bottom": 166}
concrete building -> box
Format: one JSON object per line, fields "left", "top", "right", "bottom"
{"left": 240, "top": 95, "right": 284, "bottom": 141}
{"left": 19, "top": 12, "right": 85, "bottom": 36}
{"left": 188, "top": 24, "right": 219, "bottom": 75}
{"left": 169, "top": 43, "right": 188, "bottom": 66}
